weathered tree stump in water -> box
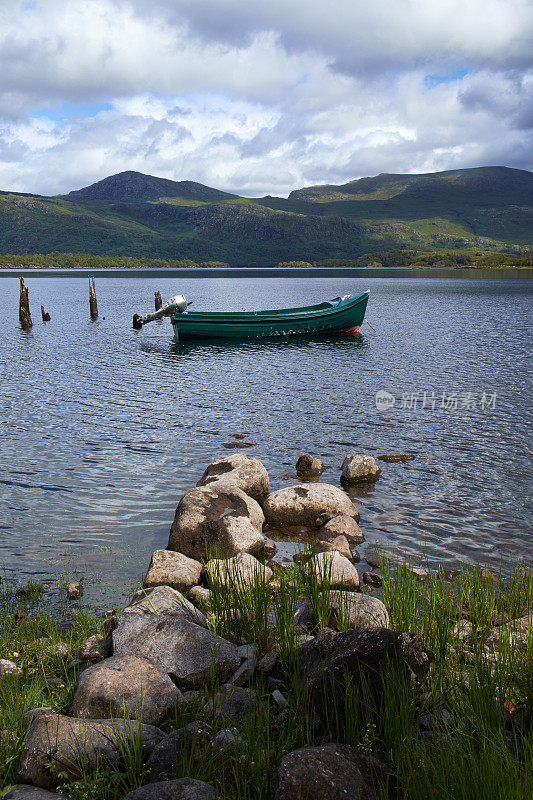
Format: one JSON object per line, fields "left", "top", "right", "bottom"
{"left": 154, "top": 291, "right": 162, "bottom": 311}
{"left": 19, "top": 277, "right": 32, "bottom": 329}
{"left": 41, "top": 305, "right": 51, "bottom": 322}
{"left": 89, "top": 276, "right": 98, "bottom": 320}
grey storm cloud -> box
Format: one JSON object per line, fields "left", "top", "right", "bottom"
{"left": 0, "top": 0, "right": 531, "bottom": 195}
{"left": 129, "top": 0, "right": 533, "bottom": 72}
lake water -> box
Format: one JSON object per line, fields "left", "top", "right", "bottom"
{"left": 0, "top": 273, "right": 531, "bottom": 604}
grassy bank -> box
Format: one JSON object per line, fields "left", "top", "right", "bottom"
{"left": 1, "top": 559, "right": 532, "bottom": 799}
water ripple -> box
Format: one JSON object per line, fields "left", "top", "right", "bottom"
{"left": 0, "top": 274, "right": 531, "bottom": 603}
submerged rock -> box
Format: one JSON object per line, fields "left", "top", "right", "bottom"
{"left": 197, "top": 453, "right": 270, "bottom": 502}
{"left": 168, "top": 485, "right": 265, "bottom": 561}
{"left": 340, "top": 454, "right": 381, "bottom": 485}
{"left": 480, "top": 568, "right": 499, "bottom": 586}
{"left": 263, "top": 484, "right": 357, "bottom": 528}
{"left": 69, "top": 655, "right": 181, "bottom": 725}
{"left": 112, "top": 613, "right": 240, "bottom": 688}
{"left": 444, "top": 568, "right": 460, "bottom": 582}
{"left": 205, "top": 552, "right": 273, "bottom": 591}
{"left": 407, "top": 566, "right": 428, "bottom": 582}
{"left": 296, "top": 454, "right": 325, "bottom": 481}
{"left": 67, "top": 582, "right": 83, "bottom": 600}
{"left": 364, "top": 550, "right": 381, "bottom": 568}
{"left": 363, "top": 572, "right": 383, "bottom": 588}
{"left": 17, "top": 712, "right": 163, "bottom": 789}
{"left": 272, "top": 743, "right": 396, "bottom": 800}
{"left": 377, "top": 453, "right": 415, "bottom": 463}
{"left": 263, "top": 538, "right": 278, "bottom": 558}
{"left": 143, "top": 550, "right": 203, "bottom": 593}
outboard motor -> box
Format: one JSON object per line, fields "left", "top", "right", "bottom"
{"left": 133, "top": 295, "right": 190, "bottom": 328}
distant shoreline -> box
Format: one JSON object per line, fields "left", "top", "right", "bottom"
{"left": 1, "top": 266, "right": 532, "bottom": 279}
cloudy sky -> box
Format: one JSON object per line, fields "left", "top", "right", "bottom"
{"left": 0, "top": 0, "right": 532, "bottom": 196}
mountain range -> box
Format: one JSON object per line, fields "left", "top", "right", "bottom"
{"left": 0, "top": 166, "right": 531, "bottom": 265}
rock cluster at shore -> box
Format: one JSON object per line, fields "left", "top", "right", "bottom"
{"left": 5, "top": 450, "right": 531, "bottom": 800}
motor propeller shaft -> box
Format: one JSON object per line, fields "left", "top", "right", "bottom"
{"left": 133, "top": 295, "right": 191, "bottom": 329}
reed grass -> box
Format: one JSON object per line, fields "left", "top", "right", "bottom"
{"left": 1, "top": 560, "right": 531, "bottom": 799}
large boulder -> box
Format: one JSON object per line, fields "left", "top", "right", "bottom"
{"left": 112, "top": 613, "right": 240, "bottom": 688}
{"left": 123, "top": 778, "right": 216, "bottom": 800}
{"left": 124, "top": 585, "right": 207, "bottom": 627}
{"left": 17, "top": 712, "right": 163, "bottom": 790}
{"left": 143, "top": 550, "right": 202, "bottom": 593}
{"left": 69, "top": 656, "right": 181, "bottom": 725}
{"left": 296, "top": 454, "right": 325, "bottom": 480}
{"left": 272, "top": 744, "right": 396, "bottom": 800}
{"left": 298, "top": 628, "right": 432, "bottom": 727}
{"left": 4, "top": 788, "right": 66, "bottom": 799}
{"left": 197, "top": 453, "right": 270, "bottom": 502}
{"left": 263, "top": 484, "right": 357, "bottom": 528}
{"left": 146, "top": 721, "right": 213, "bottom": 782}
{"left": 205, "top": 552, "right": 273, "bottom": 591}
{"left": 317, "top": 515, "right": 363, "bottom": 543}
{"left": 168, "top": 485, "right": 265, "bottom": 561}
{"left": 294, "top": 591, "right": 389, "bottom": 632}
{"left": 340, "top": 455, "right": 381, "bottom": 486}
{"left": 302, "top": 552, "right": 360, "bottom": 589}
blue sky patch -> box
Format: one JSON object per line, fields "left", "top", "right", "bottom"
{"left": 32, "top": 101, "right": 113, "bottom": 121}
{"left": 425, "top": 69, "right": 470, "bottom": 89}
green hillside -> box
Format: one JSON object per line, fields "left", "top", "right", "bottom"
{"left": 261, "top": 167, "right": 533, "bottom": 246}
{"left": 0, "top": 167, "right": 530, "bottom": 265}
{"left": 67, "top": 170, "right": 239, "bottom": 204}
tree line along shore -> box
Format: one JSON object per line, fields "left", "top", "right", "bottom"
{"left": 0, "top": 451, "right": 531, "bottom": 800}
{"left": 0, "top": 249, "right": 532, "bottom": 271}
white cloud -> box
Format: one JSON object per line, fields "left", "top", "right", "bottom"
{"left": 0, "top": 0, "right": 531, "bottom": 195}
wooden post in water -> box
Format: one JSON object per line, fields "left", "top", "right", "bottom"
{"left": 41, "top": 305, "right": 51, "bottom": 321}
{"left": 19, "top": 277, "right": 32, "bottom": 329}
{"left": 154, "top": 290, "right": 163, "bottom": 311}
{"left": 89, "top": 276, "right": 98, "bottom": 320}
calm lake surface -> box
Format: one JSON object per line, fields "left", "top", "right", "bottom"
{"left": 1, "top": 273, "right": 531, "bottom": 603}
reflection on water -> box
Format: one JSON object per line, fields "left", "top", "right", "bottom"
{"left": 0, "top": 274, "right": 531, "bottom": 604}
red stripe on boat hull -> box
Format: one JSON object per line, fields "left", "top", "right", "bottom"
{"left": 335, "top": 326, "right": 361, "bottom": 335}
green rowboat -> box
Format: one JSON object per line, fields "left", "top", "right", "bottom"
{"left": 171, "top": 291, "right": 369, "bottom": 340}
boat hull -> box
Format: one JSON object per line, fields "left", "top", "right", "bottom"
{"left": 171, "top": 292, "right": 369, "bottom": 340}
